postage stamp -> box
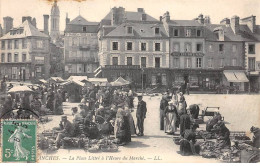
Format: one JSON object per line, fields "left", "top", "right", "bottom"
{"left": 1, "top": 120, "right": 37, "bottom": 163}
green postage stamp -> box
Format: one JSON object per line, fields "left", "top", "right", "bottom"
{"left": 1, "top": 120, "right": 37, "bottom": 162}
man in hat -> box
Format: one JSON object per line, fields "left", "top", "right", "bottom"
{"left": 31, "top": 96, "right": 42, "bottom": 114}
{"left": 136, "top": 95, "right": 147, "bottom": 136}
{"left": 250, "top": 126, "right": 260, "bottom": 148}
{"left": 55, "top": 116, "right": 74, "bottom": 148}
{"left": 160, "top": 93, "right": 169, "bottom": 130}
{"left": 180, "top": 123, "right": 200, "bottom": 156}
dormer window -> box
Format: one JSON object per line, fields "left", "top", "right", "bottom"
{"left": 127, "top": 27, "right": 133, "bottom": 34}
{"left": 83, "top": 26, "right": 87, "bottom": 32}
{"left": 142, "top": 14, "right": 147, "bottom": 21}
{"left": 155, "top": 27, "right": 160, "bottom": 35}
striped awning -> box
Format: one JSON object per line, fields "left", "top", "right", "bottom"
{"left": 223, "top": 70, "right": 249, "bottom": 83}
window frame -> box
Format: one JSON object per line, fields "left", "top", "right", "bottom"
{"left": 185, "top": 29, "right": 191, "bottom": 37}
{"left": 185, "top": 57, "right": 192, "bottom": 68}
{"left": 127, "top": 26, "right": 133, "bottom": 34}
{"left": 185, "top": 43, "right": 192, "bottom": 52}
{"left": 248, "top": 44, "right": 255, "bottom": 54}
{"left": 112, "top": 41, "right": 119, "bottom": 51}
{"left": 197, "top": 29, "right": 202, "bottom": 37}
{"left": 208, "top": 58, "right": 213, "bottom": 68}
{"left": 22, "top": 53, "right": 26, "bottom": 62}
{"left": 141, "top": 42, "right": 147, "bottom": 51}
{"left": 1, "top": 41, "right": 5, "bottom": 50}
{"left": 155, "top": 42, "right": 161, "bottom": 51}
{"left": 196, "top": 43, "right": 203, "bottom": 52}
{"left": 1, "top": 53, "right": 5, "bottom": 62}
{"left": 196, "top": 58, "right": 202, "bottom": 68}
{"left": 248, "top": 57, "right": 255, "bottom": 71}
{"left": 126, "top": 57, "right": 133, "bottom": 66}
{"left": 7, "top": 53, "right": 12, "bottom": 62}
{"left": 112, "top": 56, "right": 119, "bottom": 66}
{"left": 155, "top": 57, "right": 161, "bottom": 68}
{"left": 155, "top": 27, "right": 160, "bottom": 35}
{"left": 140, "top": 57, "right": 147, "bottom": 68}
{"left": 232, "top": 58, "right": 237, "bottom": 66}
{"left": 219, "top": 44, "right": 224, "bottom": 52}
{"left": 126, "top": 42, "right": 133, "bottom": 51}
{"left": 173, "top": 57, "right": 180, "bottom": 68}
{"left": 174, "top": 29, "right": 179, "bottom": 37}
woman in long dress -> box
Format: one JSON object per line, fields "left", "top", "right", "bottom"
{"left": 177, "top": 92, "right": 187, "bottom": 115}
{"left": 8, "top": 126, "right": 32, "bottom": 160}
{"left": 124, "top": 106, "right": 136, "bottom": 135}
{"left": 164, "top": 101, "right": 178, "bottom": 134}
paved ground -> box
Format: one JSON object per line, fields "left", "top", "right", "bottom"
{"left": 38, "top": 94, "right": 260, "bottom": 163}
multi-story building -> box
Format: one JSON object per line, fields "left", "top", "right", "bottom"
{"left": 0, "top": 20, "right": 50, "bottom": 81}
{"left": 98, "top": 7, "right": 170, "bottom": 87}
{"left": 162, "top": 12, "right": 209, "bottom": 90}
{"left": 64, "top": 15, "right": 99, "bottom": 77}
{"left": 239, "top": 15, "right": 260, "bottom": 92}
{"left": 203, "top": 16, "right": 248, "bottom": 91}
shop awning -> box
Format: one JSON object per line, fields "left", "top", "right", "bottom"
{"left": 223, "top": 70, "right": 249, "bottom": 83}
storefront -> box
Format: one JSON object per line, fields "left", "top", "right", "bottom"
{"left": 171, "top": 69, "right": 222, "bottom": 91}
{"left": 223, "top": 70, "right": 249, "bottom": 91}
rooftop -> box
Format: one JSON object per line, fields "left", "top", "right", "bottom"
{"left": 0, "top": 20, "right": 49, "bottom": 40}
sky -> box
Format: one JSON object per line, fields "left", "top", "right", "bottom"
{"left": 0, "top": 0, "right": 260, "bottom": 32}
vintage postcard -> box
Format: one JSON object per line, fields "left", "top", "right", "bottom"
{"left": 0, "top": 0, "right": 260, "bottom": 163}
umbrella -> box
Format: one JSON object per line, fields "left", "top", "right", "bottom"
{"left": 8, "top": 86, "right": 33, "bottom": 93}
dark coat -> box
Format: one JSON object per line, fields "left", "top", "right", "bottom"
{"left": 180, "top": 114, "right": 191, "bottom": 137}
{"left": 136, "top": 100, "right": 147, "bottom": 118}
{"left": 188, "top": 104, "right": 200, "bottom": 119}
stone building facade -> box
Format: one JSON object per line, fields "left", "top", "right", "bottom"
{"left": 64, "top": 15, "right": 99, "bottom": 78}
{"left": 98, "top": 7, "right": 170, "bottom": 88}
{"left": 0, "top": 20, "right": 50, "bottom": 82}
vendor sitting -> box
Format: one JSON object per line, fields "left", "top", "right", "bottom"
{"left": 179, "top": 123, "right": 200, "bottom": 156}
{"left": 213, "top": 121, "right": 231, "bottom": 150}
{"left": 72, "top": 107, "right": 83, "bottom": 124}
{"left": 54, "top": 116, "right": 75, "bottom": 148}
{"left": 250, "top": 126, "right": 260, "bottom": 148}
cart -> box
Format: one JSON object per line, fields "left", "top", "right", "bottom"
{"left": 196, "top": 107, "right": 223, "bottom": 124}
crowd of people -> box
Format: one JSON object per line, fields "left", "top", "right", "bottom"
{"left": 159, "top": 89, "right": 234, "bottom": 156}
{"left": 0, "top": 83, "right": 67, "bottom": 119}
{"left": 52, "top": 85, "right": 147, "bottom": 148}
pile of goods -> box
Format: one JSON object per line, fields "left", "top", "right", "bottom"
{"left": 85, "top": 138, "right": 118, "bottom": 153}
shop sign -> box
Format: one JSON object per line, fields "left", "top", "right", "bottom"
{"left": 35, "top": 57, "right": 44, "bottom": 64}
{"left": 171, "top": 52, "right": 204, "bottom": 57}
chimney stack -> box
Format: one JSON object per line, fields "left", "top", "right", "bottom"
{"left": 220, "top": 18, "right": 230, "bottom": 26}
{"left": 3, "top": 16, "right": 13, "bottom": 34}
{"left": 111, "top": 7, "right": 125, "bottom": 26}
{"left": 231, "top": 15, "right": 240, "bottom": 34}
{"left": 198, "top": 14, "right": 205, "bottom": 24}
{"left": 66, "top": 13, "right": 70, "bottom": 25}
{"left": 32, "top": 18, "right": 37, "bottom": 28}
{"left": 0, "top": 24, "right": 3, "bottom": 37}
{"left": 241, "top": 15, "right": 256, "bottom": 33}
{"left": 43, "top": 15, "right": 49, "bottom": 35}
{"left": 137, "top": 8, "right": 144, "bottom": 13}
{"left": 22, "top": 16, "right": 32, "bottom": 24}
{"left": 162, "top": 11, "right": 170, "bottom": 23}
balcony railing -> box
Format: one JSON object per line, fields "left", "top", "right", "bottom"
{"left": 104, "top": 65, "right": 140, "bottom": 69}
{"left": 66, "top": 57, "right": 98, "bottom": 63}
